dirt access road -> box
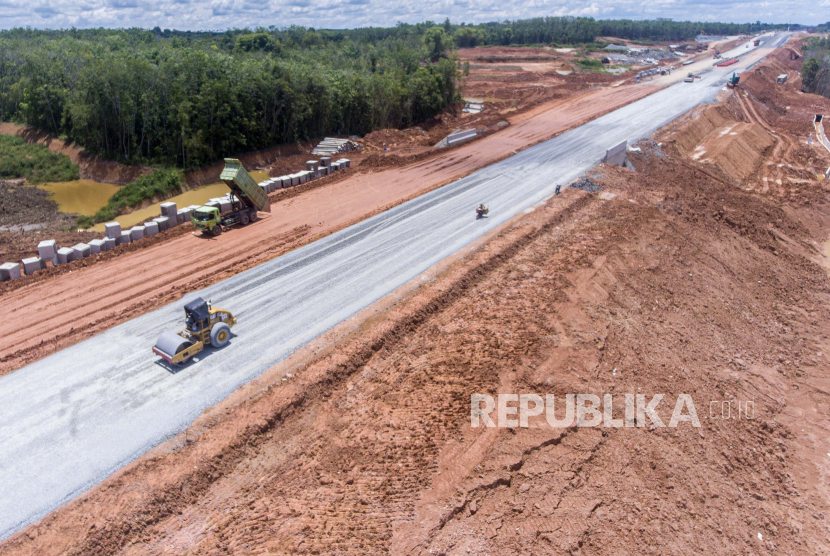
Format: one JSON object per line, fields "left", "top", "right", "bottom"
{"left": 0, "top": 34, "right": 779, "bottom": 377}
{"left": 4, "top": 60, "right": 829, "bottom": 552}
{"left": 0, "top": 34, "right": 792, "bottom": 542}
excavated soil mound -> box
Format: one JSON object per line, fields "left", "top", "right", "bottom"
{"left": 664, "top": 104, "right": 775, "bottom": 183}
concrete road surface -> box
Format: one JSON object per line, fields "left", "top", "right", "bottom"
{"left": 0, "top": 33, "right": 790, "bottom": 540}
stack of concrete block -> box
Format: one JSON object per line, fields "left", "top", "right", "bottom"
{"left": 159, "top": 202, "right": 178, "bottom": 228}
{"left": 153, "top": 216, "right": 170, "bottom": 232}
{"left": 105, "top": 222, "right": 122, "bottom": 239}
{"left": 57, "top": 247, "right": 76, "bottom": 264}
{"left": 144, "top": 221, "right": 159, "bottom": 236}
{"left": 129, "top": 226, "right": 145, "bottom": 241}
{"left": 306, "top": 160, "right": 319, "bottom": 171}
{"left": 73, "top": 244, "right": 91, "bottom": 258}
{"left": 38, "top": 240, "right": 58, "bottom": 265}
{"left": 21, "top": 257, "right": 45, "bottom": 276}
{"left": 117, "top": 232, "right": 131, "bottom": 245}
{"left": 103, "top": 237, "right": 116, "bottom": 251}
{"left": 0, "top": 262, "right": 21, "bottom": 281}
{"left": 88, "top": 239, "right": 104, "bottom": 254}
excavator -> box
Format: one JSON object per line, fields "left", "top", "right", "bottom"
{"left": 153, "top": 297, "right": 236, "bottom": 366}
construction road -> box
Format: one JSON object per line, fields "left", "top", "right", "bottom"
{"left": 0, "top": 32, "right": 791, "bottom": 540}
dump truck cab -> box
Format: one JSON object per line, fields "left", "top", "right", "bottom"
{"left": 192, "top": 206, "right": 222, "bottom": 235}
{"left": 153, "top": 297, "right": 237, "bottom": 366}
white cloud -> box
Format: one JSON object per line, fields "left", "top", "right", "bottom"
{"left": 0, "top": 0, "right": 823, "bottom": 30}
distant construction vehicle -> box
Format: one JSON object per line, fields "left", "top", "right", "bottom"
{"left": 191, "top": 159, "right": 271, "bottom": 236}
{"left": 153, "top": 297, "right": 237, "bottom": 365}
{"left": 727, "top": 73, "right": 740, "bottom": 88}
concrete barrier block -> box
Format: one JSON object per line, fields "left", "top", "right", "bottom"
{"left": 129, "top": 226, "right": 145, "bottom": 241}
{"left": 341, "top": 159, "right": 350, "bottom": 168}
{"left": 88, "top": 239, "right": 104, "bottom": 254}
{"left": 37, "top": 240, "right": 58, "bottom": 265}
{"left": 307, "top": 160, "right": 319, "bottom": 171}
{"left": 260, "top": 184, "right": 270, "bottom": 196}
{"left": 320, "top": 157, "right": 331, "bottom": 167}
{"left": 72, "top": 243, "right": 91, "bottom": 258}
{"left": 178, "top": 208, "right": 193, "bottom": 223}
{"left": 21, "top": 257, "right": 45, "bottom": 276}
{"left": 0, "top": 262, "right": 22, "bottom": 281}
{"left": 159, "top": 202, "right": 177, "bottom": 218}
{"left": 56, "top": 247, "right": 76, "bottom": 264}
{"left": 105, "top": 222, "right": 121, "bottom": 239}
{"left": 117, "top": 232, "right": 131, "bottom": 246}
{"left": 218, "top": 200, "right": 231, "bottom": 213}
{"left": 144, "top": 221, "right": 159, "bottom": 236}
{"left": 153, "top": 216, "right": 169, "bottom": 232}
{"left": 102, "top": 237, "right": 116, "bottom": 251}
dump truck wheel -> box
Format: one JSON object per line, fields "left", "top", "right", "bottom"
{"left": 210, "top": 323, "right": 231, "bottom": 348}
{"left": 249, "top": 211, "right": 258, "bottom": 222}
{"left": 241, "top": 214, "right": 250, "bottom": 226}
{"left": 212, "top": 225, "right": 223, "bottom": 237}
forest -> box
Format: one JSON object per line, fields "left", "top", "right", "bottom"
{"left": 802, "top": 35, "right": 830, "bottom": 99}
{"left": 0, "top": 17, "right": 792, "bottom": 169}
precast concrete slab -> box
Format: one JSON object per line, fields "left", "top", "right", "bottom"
{"left": 21, "top": 257, "right": 45, "bottom": 276}
{"left": 178, "top": 209, "right": 193, "bottom": 224}
{"left": 159, "top": 202, "right": 177, "bottom": 219}
{"left": 0, "top": 262, "right": 21, "bottom": 281}
{"left": 604, "top": 140, "right": 628, "bottom": 166}
{"left": 153, "top": 217, "right": 170, "bottom": 232}
{"left": 56, "top": 248, "right": 76, "bottom": 264}
{"left": 88, "top": 239, "right": 104, "bottom": 254}
{"left": 72, "top": 244, "right": 91, "bottom": 258}
{"left": 129, "top": 227, "right": 145, "bottom": 241}
{"left": 104, "top": 222, "right": 121, "bottom": 239}
{"left": 144, "top": 222, "right": 159, "bottom": 237}
{"left": 37, "top": 240, "right": 58, "bottom": 265}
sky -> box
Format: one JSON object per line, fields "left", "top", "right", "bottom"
{"left": 0, "top": 0, "right": 825, "bottom": 31}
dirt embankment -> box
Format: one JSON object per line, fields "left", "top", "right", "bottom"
{"left": 0, "top": 123, "right": 150, "bottom": 185}
{"left": 5, "top": 124, "right": 830, "bottom": 554}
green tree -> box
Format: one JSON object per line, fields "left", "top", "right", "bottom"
{"left": 802, "top": 58, "right": 819, "bottom": 91}
{"left": 422, "top": 27, "right": 452, "bottom": 61}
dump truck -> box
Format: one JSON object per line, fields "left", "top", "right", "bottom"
{"left": 191, "top": 158, "right": 271, "bottom": 236}
{"left": 153, "top": 297, "right": 237, "bottom": 365}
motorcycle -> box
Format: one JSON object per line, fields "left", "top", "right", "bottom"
{"left": 476, "top": 206, "right": 489, "bottom": 219}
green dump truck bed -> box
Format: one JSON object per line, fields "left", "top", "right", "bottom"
{"left": 220, "top": 158, "right": 271, "bottom": 213}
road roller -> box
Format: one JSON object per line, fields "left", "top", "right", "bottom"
{"left": 153, "top": 297, "right": 237, "bottom": 366}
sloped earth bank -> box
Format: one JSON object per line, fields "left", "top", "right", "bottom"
{"left": 4, "top": 125, "right": 830, "bottom": 553}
